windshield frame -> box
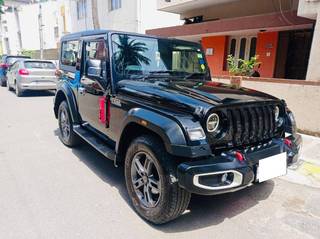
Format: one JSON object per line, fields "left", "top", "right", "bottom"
{"left": 109, "top": 32, "right": 211, "bottom": 89}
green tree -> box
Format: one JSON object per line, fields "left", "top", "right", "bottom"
{"left": 0, "top": 0, "right": 4, "bottom": 14}
{"left": 113, "top": 35, "right": 150, "bottom": 74}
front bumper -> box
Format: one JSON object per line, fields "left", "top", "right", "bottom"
{"left": 177, "top": 135, "right": 302, "bottom": 195}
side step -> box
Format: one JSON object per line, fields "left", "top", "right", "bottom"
{"left": 73, "top": 125, "right": 116, "bottom": 162}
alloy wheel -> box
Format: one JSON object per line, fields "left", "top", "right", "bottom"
{"left": 59, "top": 109, "right": 70, "bottom": 141}
{"left": 131, "top": 151, "right": 161, "bottom": 208}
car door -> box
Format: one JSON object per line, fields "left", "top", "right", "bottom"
{"left": 78, "top": 38, "right": 110, "bottom": 134}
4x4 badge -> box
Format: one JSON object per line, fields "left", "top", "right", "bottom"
{"left": 111, "top": 97, "right": 122, "bottom": 107}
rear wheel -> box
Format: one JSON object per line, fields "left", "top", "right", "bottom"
{"left": 15, "top": 82, "right": 23, "bottom": 97}
{"left": 58, "top": 101, "right": 80, "bottom": 147}
{"left": 7, "top": 80, "right": 12, "bottom": 91}
{"left": 0, "top": 78, "right": 6, "bottom": 87}
{"left": 125, "top": 135, "right": 191, "bottom": 224}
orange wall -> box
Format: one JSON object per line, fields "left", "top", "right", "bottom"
{"left": 201, "top": 36, "right": 228, "bottom": 76}
{"left": 256, "top": 32, "right": 279, "bottom": 78}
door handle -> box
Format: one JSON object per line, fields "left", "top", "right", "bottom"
{"left": 79, "top": 87, "right": 86, "bottom": 95}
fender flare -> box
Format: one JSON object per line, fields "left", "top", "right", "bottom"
{"left": 117, "top": 108, "right": 212, "bottom": 158}
{"left": 54, "top": 82, "right": 81, "bottom": 124}
{"left": 117, "top": 108, "right": 186, "bottom": 153}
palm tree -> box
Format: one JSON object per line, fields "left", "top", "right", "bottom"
{"left": 113, "top": 35, "right": 151, "bottom": 74}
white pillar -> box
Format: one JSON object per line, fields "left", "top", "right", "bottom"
{"left": 306, "top": 13, "right": 320, "bottom": 81}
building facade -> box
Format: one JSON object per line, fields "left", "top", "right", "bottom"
{"left": 69, "top": 0, "right": 182, "bottom": 34}
{"left": 298, "top": 0, "right": 320, "bottom": 81}
{"left": 147, "top": 0, "right": 317, "bottom": 81}
{"left": 0, "top": 0, "right": 181, "bottom": 58}
{"left": 0, "top": 0, "right": 72, "bottom": 57}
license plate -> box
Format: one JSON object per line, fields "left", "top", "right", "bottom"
{"left": 257, "top": 152, "right": 287, "bottom": 183}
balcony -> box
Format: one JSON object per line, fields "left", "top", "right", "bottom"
{"left": 157, "top": 0, "right": 240, "bottom": 14}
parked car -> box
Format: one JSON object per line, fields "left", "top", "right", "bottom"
{"left": 53, "top": 30, "right": 301, "bottom": 224}
{"left": 0, "top": 55, "right": 31, "bottom": 86}
{"left": 7, "top": 59, "right": 57, "bottom": 97}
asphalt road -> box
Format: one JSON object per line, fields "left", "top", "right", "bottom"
{"left": 0, "top": 87, "right": 320, "bottom": 239}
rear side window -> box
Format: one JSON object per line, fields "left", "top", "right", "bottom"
{"left": 61, "top": 41, "right": 79, "bottom": 67}
{"left": 24, "top": 61, "right": 56, "bottom": 69}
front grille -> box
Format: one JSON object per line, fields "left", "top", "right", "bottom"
{"left": 209, "top": 102, "right": 283, "bottom": 151}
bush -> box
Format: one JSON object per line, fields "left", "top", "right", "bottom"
{"left": 227, "top": 55, "right": 260, "bottom": 76}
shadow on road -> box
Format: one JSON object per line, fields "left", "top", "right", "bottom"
{"left": 9, "top": 90, "right": 55, "bottom": 97}
{"left": 153, "top": 181, "right": 274, "bottom": 233}
{"left": 53, "top": 129, "right": 274, "bottom": 232}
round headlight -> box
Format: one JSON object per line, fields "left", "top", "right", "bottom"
{"left": 207, "top": 113, "right": 220, "bottom": 132}
{"left": 275, "top": 106, "right": 280, "bottom": 121}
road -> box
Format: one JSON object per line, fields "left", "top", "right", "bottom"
{"left": 0, "top": 87, "right": 320, "bottom": 239}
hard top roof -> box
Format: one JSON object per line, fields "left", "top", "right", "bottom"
{"left": 61, "top": 30, "right": 109, "bottom": 41}
{"left": 60, "top": 29, "right": 185, "bottom": 41}
{"left": 60, "top": 29, "right": 202, "bottom": 46}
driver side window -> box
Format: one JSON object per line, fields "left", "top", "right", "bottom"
{"left": 85, "top": 40, "right": 108, "bottom": 79}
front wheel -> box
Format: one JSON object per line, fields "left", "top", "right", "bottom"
{"left": 58, "top": 101, "right": 80, "bottom": 147}
{"left": 125, "top": 135, "right": 191, "bottom": 224}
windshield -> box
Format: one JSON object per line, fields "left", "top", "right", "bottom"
{"left": 111, "top": 34, "right": 208, "bottom": 81}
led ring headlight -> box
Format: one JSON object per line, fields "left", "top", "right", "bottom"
{"left": 207, "top": 113, "right": 220, "bottom": 133}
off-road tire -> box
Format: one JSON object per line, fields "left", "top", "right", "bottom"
{"left": 125, "top": 135, "right": 191, "bottom": 224}
{"left": 58, "top": 101, "right": 80, "bottom": 147}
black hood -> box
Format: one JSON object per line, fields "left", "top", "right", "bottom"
{"left": 117, "top": 79, "right": 279, "bottom": 117}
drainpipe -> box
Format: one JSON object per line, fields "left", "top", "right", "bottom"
{"left": 137, "top": 0, "right": 142, "bottom": 33}
{"left": 38, "top": 4, "right": 44, "bottom": 59}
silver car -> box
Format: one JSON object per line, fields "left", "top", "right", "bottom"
{"left": 7, "top": 59, "right": 58, "bottom": 96}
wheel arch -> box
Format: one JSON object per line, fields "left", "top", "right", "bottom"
{"left": 54, "top": 83, "right": 80, "bottom": 124}
{"left": 116, "top": 108, "right": 188, "bottom": 163}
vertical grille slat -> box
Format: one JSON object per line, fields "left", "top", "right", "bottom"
{"left": 262, "top": 106, "right": 270, "bottom": 139}
{"left": 248, "top": 107, "right": 257, "bottom": 143}
{"left": 233, "top": 109, "right": 242, "bottom": 145}
{"left": 226, "top": 109, "right": 234, "bottom": 145}
{"left": 241, "top": 108, "right": 250, "bottom": 144}
{"left": 267, "top": 105, "right": 275, "bottom": 135}
{"left": 255, "top": 107, "right": 263, "bottom": 140}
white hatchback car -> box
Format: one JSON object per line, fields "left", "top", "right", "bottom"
{"left": 7, "top": 59, "right": 58, "bottom": 96}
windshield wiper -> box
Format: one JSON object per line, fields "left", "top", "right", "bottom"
{"left": 149, "top": 70, "right": 187, "bottom": 76}
{"left": 183, "top": 72, "right": 206, "bottom": 80}
{"left": 129, "top": 73, "right": 176, "bottom": 81}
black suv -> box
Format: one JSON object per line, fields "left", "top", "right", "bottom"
{"left": 54, "top": 30, "right": 301, "bottom": 224}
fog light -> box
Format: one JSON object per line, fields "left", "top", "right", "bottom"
{"left": 221, "top": 173, "right": 228, "bottom": 183}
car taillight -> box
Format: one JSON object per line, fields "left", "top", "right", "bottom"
{"left": 0, "top": 63, "right": 9, "bottom": 69}
{"left": 19, "top": 69, "right": 29, "bottom": 75}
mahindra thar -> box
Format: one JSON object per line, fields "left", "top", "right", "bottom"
{"left": 54, "top": 30, "right": 301, "bottom": 224}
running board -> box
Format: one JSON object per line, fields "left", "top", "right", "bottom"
{"left": 73, "top": 125, "right": 116, "bottom": 162}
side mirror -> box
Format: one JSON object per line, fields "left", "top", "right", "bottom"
{"left": 87, "top": 66, "right": 102, "bottom": 78}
